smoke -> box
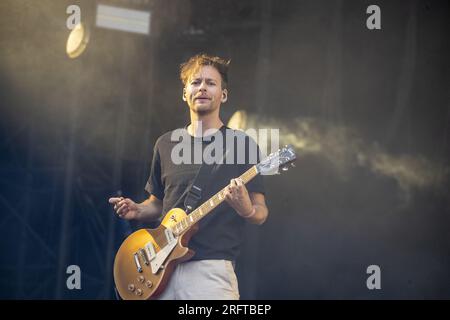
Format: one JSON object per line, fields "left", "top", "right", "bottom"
{"left": 235, "top": 112, "right": 449, "bottom": 202}
{"left": 364, "top": 151, "right": 445, "bottom": 191}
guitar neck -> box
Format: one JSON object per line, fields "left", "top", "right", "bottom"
{"left": 171, "top": 165, "right": 259, "bottom": 236}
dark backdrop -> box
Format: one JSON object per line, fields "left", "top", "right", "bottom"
{"left": 0, "top": 0, "right": 449, "bottom": 299}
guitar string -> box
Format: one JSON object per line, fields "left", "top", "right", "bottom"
{"left": 172, "top": 165, "right": 258, "bottom": 236}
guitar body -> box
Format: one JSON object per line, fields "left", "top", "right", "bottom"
{"left": 113, "top": 208, "right": 198, "bottom": 300}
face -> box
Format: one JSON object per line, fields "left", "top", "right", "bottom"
{"left": 183, "top": 65, "right": 227, "bottom": 115}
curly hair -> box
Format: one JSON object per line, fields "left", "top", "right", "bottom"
{"left": 180, "top": 53, "right": 231, "bottom": 89}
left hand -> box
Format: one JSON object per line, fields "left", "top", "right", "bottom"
{"left": 224, "top": 178, "right": 254, "bottom": 218}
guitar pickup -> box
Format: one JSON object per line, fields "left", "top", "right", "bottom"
{"left": 139, "top": 248, "right": 150, "bottom": 265}
{"left": 145, "top": 242, "right": 157, "bottom": 261}
{"left": 165, "top": 228, "right": 175, "bottom": 244}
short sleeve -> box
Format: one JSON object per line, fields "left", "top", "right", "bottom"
{"left": 144, "top": 142, "right": 165, "bottom": 200}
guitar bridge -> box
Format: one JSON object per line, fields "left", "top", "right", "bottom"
{"left": 133, "top": 253, "right": 142, "bottom": 273}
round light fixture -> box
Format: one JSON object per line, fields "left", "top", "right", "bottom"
{"left": 66, "top": 23, "right": 89, "bottom": 59}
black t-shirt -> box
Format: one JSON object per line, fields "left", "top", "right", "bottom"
{"left": 145, "top": 125, "right": 265, "bottom": 261}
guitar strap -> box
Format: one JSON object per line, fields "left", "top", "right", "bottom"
{"left": 174, "top": 125, "right": 229, "bottom": 214}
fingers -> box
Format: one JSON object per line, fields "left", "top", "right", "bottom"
{"left": 225, "top": 178, "right": 246, "bottom": 201}
{"left": 108, "top": 197, "right": 123, "bottom": 204}
{"left": 229, "top": 178, "right": 244, "bottom": 191}
{"left": 109, "top": 197, "right": 131, "bottom": 217}
{"left": 224, "top": 186, "right": 232, "bottom": 200}
{"left": 227, "top": 180, "right": 236, "bottom": 198}
{"left": 113, "top": 199, "right": 126, "bottom": 211}
{"left": 116, "top": 203, "right": 129, "bottom": 216}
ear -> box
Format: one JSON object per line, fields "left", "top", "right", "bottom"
{"left": 221, "top": 89, "right": 228, "bottom": 103}
{"left": 182, "top": 88, "right": 187, "bottom": 101}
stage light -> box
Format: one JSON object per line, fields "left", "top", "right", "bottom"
{"left": 227, "top": 110, "right": 248, "bottom": 130}
{"left": 227, "top": 110, "right": 280, "bottom": 160}
{"left": 96, "top": 4, "right": 151, "bottom": 35}
{"left": 66, "top": 22, "right": 90, "bottom": 59}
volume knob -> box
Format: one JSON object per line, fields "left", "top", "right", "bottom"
{"left": 127, "top": 284, "right": 135, "bottom": 292}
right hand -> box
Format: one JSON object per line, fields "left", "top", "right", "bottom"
{"left": 108, "top": 197, "right": 141, "bottom": 221}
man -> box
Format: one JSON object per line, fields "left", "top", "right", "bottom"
{"left": 109, "top": 54, "right": 268, "bottom": 300}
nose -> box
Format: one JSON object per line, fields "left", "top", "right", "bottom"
{"left": 198, "top": 80, "right": 207, "bottom": 92}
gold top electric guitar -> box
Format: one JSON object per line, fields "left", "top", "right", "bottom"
{"left": 113, "top": 145, "right": 296, "bottom": 300}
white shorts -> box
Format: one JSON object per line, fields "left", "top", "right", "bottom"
{"left": 157, "top": 259, "right": 240, "bottom": 300}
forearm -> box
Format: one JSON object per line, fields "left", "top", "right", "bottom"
{"left": 243, "top": 203, "right": 268, "bottom": 225}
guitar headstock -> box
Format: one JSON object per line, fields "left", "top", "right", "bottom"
{"left": 256, "top": 145, "right": 297, "bottom": 175}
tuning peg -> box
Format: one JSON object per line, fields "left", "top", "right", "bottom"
{"left": 290, "top": 163, "right": 296, "bottom": 168}
{"left": 282, "top": 166, "right": 289, "bottom": 172}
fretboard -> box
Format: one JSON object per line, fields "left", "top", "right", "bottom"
{"left": 171, "top": 165, "right": 259, "bottom": 236}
